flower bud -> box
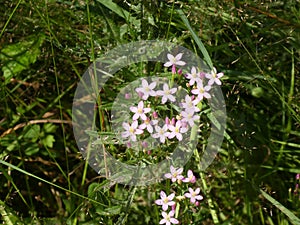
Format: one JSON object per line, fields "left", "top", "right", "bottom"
{"left": 125, "top": 93, "right": 131, "bottom": 99}
{"left": 142, "top": 141, "right": 148, "bottom": 148}
{"left": 171, "top": 117, "right": 176, "bottom": 125}
{"left": 199, "top": 72, "right": 206, "bottom": 79}
{"left": 172, "top": 64, "right": 176, "bottom": 74}
{"left": 171, "top": 203, "right": 176, "bottom": 212}
{"left": 165, "top": 117, "right": 170, "bottom": 125}
{"left": 152, "top": 111, "right": 158, "bottom": 119}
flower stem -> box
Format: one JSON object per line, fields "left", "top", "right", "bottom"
{"left": 194, "top": 147, "right": 220, "bottom": 224}
{"left": 189, "top": 111, "right": 220, "bottom": 224}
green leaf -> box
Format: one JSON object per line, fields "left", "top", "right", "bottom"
{"left": 24, "top": 143, "right": 40, "bottom": 156}
{"left": 43, "top": 123, "right": 57, "bottom": 133}
{"left": 96, "top": 205, "right": 122, "bottom": 216}
{"left": 42, "top": 134, "right": 55, "bottom": 148}
{"left": 23, "top": 124, "right": 40, "bottom": 141}
{"left": 251, "top": 87, "right": 264, "bottom": 98}
{"left": 0, "top": 34, "right": 45, "bottom": 81}
{"left": 177, "top": 9, "right": 214, "bottom": 70}
{"left": 0, "top": 200, "right": 24, "bottom": 225}
{"left": 95, "top": 0, "right": 140, "bottom": 27}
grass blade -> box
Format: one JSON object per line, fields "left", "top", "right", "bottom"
{"left": 177, "top": 9, "right": 214, "bottom": 70}
{"left": 260, "top": 189, "right": 300, "bottom": 225}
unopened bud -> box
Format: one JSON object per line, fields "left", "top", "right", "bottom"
{"left": 165, "top": 117, "right": 170, "bottom": 125}
{"left": 125, "top": 93, "right": 131, "bottom": 99}
{"left": 152, "top": 111, "right": 158, "bottom": 119}
{"left": 199, "top": 72, "right": 206, "bottom": 79}
{"left": 172, "top": 64, "right": 176, "bottom": 74}
{"left": 171, "top": 117, "right": 176, "bottom": 125}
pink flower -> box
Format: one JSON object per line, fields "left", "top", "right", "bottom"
{"left": 205, "top": 67, "right": 224, "bottom": 86}
{"left": 152, "top": 124, "right": 170, "bottom": 143}
{"left": 184, "top": 188, "right": 203, "bottom": 203}
{"left": 155, "top": 191, "right": 176, "bottom": 211}
{"left": 130, "top": 101, "right": 151, "bottom": 120}
{"left": 139, "top": 117, "right": 157, "bottom": 133}
{"left": 164, "top": 53, "right": 186, "bottom": 67}
{"left": 164, "top": 166, "right": 184, "bottom": 183}
{"left": 181, "top": 108, "right": 200, "bottom": 127}
{"left": 135, "top": 79, "right": 157, "bottom": 100}
{"left": 186, "top": 67, "right": 202, "bottom": 86}
{"left": 122, "top": 121, "right": 143, "bottom": 142}
{"left": 181, "top": 95, "right": 200, "bottom": 112}
{"left": 159, "top": 211, "right": 179, "bottom": 225}
{"left": 168, "top": 120, "right": 188, "bottom": 141}
{"left": 191, "top": 82, "right": 211, "bottom": 101}
{"left": 182, "top": 170, "right": 196, "bottom": 183}
{"left": 156, "top": 83, "right": 177, "bottom": 104}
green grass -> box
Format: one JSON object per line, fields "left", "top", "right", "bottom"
{"left": 0, "top": 0, "right": 300, "bottom": 224}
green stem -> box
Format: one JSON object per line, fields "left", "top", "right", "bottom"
{"left": 189, "top": 106, "right": 220, "bottom": 224}
{"left": 0, "top": 201, "right": 14, "bottom": 225}
{"left": 194, "top": 148, "right": 220, "bottom": 224}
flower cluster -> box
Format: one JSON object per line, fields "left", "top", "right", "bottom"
{"left": 155, "top": 166, "right": 203, "bottom": 225}
{"left": 121, "top": 53, "right": 223, "bottom": 150}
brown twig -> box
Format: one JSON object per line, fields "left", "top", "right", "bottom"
{"left": 234, "top": 1, "right": 300, "bottom": 28}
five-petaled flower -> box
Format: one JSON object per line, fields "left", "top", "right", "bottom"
{"left": 139, "top": 117, "right": 157, "bottom": 133}
{"left": 135, "top": 79, "right": 157, "bottom": 100}
{"left": 191, "top": 82, "right": 211, "bottom": 101}
{"left": 159, "top": 211, "right": 179, "bottom": 225}
{"left": 152, "top": 124, "right": 170, "bottom": 143}
{"left": 181, "top": 108, "right": 200, "bottom": 127}
{"left": 155, "top": 191, "right": 176, "bottom": 211}
{"left": 181, "top": 95, "right": 200, "bottom": 112}
{"left": 130, "top": 101, "right": 151, "bottom": 121}
{"left": 156, "top": 83, "right": 177, "bottom": 104}
{"left": 164, "top": 53, "right": 186, "bottom": 68}
{"left": 205, "top": 67, "right": 224, "bottom": 86}
{"left": 121, "top": 120, "right": 143, "bottom": 142}
{"left": 184, "top": 187, "right": 203, "bottom": 203}
{"left": 182, "top": 170, "right": 196, "bottom": 183}
{"left": 165, "top": 166, "right": 184, "bottom": 183}
{"left": 168, "top": 120, "right": 188, "bottom": 141}
{"left": 186, "top": 66, "right": 202, "bottom": 86}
